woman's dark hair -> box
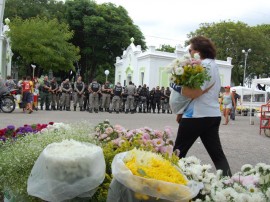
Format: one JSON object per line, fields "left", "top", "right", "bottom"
{"left": 189, "top": 36, "right": 216, "bottom": 59}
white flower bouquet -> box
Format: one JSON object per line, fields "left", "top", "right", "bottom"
{"left": 27, "top": 139, "right": 106, "bottom": 202}
{"left": 166, "top": 54, "right": 210, "bottom": 114}
{"left": 108, "top": 149, "right": 202, "bottom": 202}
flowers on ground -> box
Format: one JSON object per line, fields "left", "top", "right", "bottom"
{"left": 167, "top": 53, "right": 210, "bottom": 88}
{"left": 179, "top": 156, "right": 270, "bottom": 202}
{"left": 94, "top": 120, "right": 175, "bottom": 156}
{"left": 0, "top": 122, "right": 55, "bottom": 142}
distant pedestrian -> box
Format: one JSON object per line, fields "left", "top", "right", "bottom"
{"left": 230, "top": 89, "right": 241, "bottom": 120}
{"left": 221, "top": 86, "right": 235, "bottom": 125}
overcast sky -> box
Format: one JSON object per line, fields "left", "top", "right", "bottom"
{"left": 95, "top": 0, "right": 270, "bottom": 48}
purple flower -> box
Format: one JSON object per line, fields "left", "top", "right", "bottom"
{"left": 7, "top": 125, "right": 15, "bottom": 131}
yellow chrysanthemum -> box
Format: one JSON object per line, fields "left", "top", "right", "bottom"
{"left": 125, "top": 149, "right": 187, "bottom": 185}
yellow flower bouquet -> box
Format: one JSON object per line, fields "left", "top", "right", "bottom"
{"left": 110, "top": 149, "right": 202, "bottom": 201}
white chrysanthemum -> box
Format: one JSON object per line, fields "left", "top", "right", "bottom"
{"left": 211, "top": 190, "right": 227, "bottom": 202}
{"left": 194, "top": 53, "right": 200, "bottom": 60}
{"left": 175, "top": 67, "right": 184, "bottom": 75}
{"left": 241, "top": 164, "right": 253, "bottom": 172}
{"left": 183, "top": 54, "right": 191, "bottom": 60}
{"left": 169, "top": 75, "right": 177, "bottom": 82}
{"left": 249, "top": 192, "right": 266, "bottom": 202}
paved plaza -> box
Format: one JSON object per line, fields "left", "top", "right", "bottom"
{"left": 0, "top": 109, "right": 269, "bottom": 174}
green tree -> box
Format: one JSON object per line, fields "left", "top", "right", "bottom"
{"left": 65, "top": 0, "right": 146, "bottom": 82}
{"left": 156, "top": 44, "right": 175, "bottom": 53}
{"left": 4, "top": 0, "right": 66, "bottom": 21}
{"left": 8, "top": 17, "right": 80, "bottom": 73}
{"left": 187, "top": 21, "right": 270, "bottom": 85}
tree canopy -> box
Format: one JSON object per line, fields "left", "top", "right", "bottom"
{"left": 187, "top": 21, "right": 270, "bottom": 86}
{"left": 5, "top": 0, "right": 147, "bottom": 82}
{"left": 8, "top": 17, "right": 80, "bottom": 73}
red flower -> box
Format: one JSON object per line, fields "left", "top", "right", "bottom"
{"left": 49, "top": 122, "right": 54, "bottom": 125}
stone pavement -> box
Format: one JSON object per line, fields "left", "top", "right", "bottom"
{"left": 0, "top": 109, "right": 269, "bottom": 174}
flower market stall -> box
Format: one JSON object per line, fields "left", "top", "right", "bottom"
{"left": 0, "top": 121, "right": 270, "bottom": 202}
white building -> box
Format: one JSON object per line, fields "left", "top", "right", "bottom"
{"left": 0, "top": 0, "right": 12, "bottom": 79}
{"left": 114, "top": 38, "right": 233, "bottom": 88}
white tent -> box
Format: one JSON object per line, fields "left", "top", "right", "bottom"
{"left": 230, "top": 86, "right": 267, "bottom": 106}
{"left": 252, "top": 78, "right": 270, "bottom": 86}
{"left": 231, "top": 85, "right": 268, "bottom": 125}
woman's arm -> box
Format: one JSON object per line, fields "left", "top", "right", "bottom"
{"left": 181, "top": 83, "right": 215, "bottom": 99}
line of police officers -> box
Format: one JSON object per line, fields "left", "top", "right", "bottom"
{"left": 39, "top": 76, "right": 172, "bottom": 114}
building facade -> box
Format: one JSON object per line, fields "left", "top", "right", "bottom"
{"left": 114, "top": 38, "right": 233, "bottom": 88}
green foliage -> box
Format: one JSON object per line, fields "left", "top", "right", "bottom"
{"left": 187, "top": 21, "right": 270, "bottom": 85}
{"left": 65, "top": 0, "right": 146, "bottom": 80}
{"left": 8, "top": 17, "right": 80, "bottom": 72}
{"left": 0, "top": 122, "right": 95, "bottom": 201}
{"left": 156, "top": 44, "right": 175, "bottom": 53}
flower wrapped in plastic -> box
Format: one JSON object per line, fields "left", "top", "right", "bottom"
{"left": 108, "top": 149, "right": 203, "bottom": 202}
{"left": 166, "top": 54, "right": 210, "bottom": 114}
{"left": 27, "top": 139, "right": 106, "bottom": 202}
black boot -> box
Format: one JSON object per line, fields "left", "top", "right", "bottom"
{"left": 80, "top": 107, "right": 83, "bottom": 111}
{"left": 59, "top": 106, "right": 62, "bottom": 111}
{"left": 89, "top": 109, "right": 93, "bottom": 113}
{"left": 125, "top": 109, "right": 129, "bottom": 114}
{"left": 66, "top": 107, "right": 71, "bottom": 111}
{"left": 74, "top": 106, "right": 76, "bottom": 111}
{"left": 40, "top": 106, "right": 43, "bottom": 110}
{"left": 162, "top": 110, "right": 165, "bottom": 113}
{"left": 131, "top": 109, "right": 135, "bottom": 114}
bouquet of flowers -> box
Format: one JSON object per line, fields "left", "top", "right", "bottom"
{"left": 109, "top": 149, "right": 202, "bottom": 201}
{"left": 167, "top": 53, "right": 210, "bottom": 114}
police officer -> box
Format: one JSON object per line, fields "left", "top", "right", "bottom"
{"left": 148, "top": 87, "right": 155, "bottom": 113}
{"left": 50, "top": 77, "right": 59, "bottom": 111}
{"left": 160, "top": 86, "right": 166, "bottom": 113}
{"left": 83, "top": 83, "right": 89, "bottom": 111}
{"left": 138, "top": 84, "right": 149, "bottom": 113}
{"left": 88, "top": 78, "right": 101, "bottom": 113}
{"left": 40, "top": 76, "right": 51, "bottom": 110}
{"left": 109, "top": 82, "right": 122, "bottom": 113}
{"left": 73, "top": 76, "right": 85, "bottom": 111}
{"left": 101, "top": 81, "right": 112, "bottom": 112}
{"left": 125, "top": 81, "right": 136, "bottom": 114}
{"left": 164, "top": 87, "right": 172, "bottom": 113}
{"left": 152, "top": 86, "right": 163, "bottom": 113}
{"left": 60, "top": 79, "right": 72, "bottom": 111}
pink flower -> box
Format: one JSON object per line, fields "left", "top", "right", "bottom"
{"left": 114, "top": 124, "right": 124, "bottom": 131}
{"left": 152, "top": 138, "right": 165, "bottom": 147}
{"left": 112, "top": 137, "right": 121, "bottom": 145}
{"left": 231, "top": 175, "right": 259, "bottom": 187}
{"left": 105, "top": 127, "right": 113, "bottom": 134}
{"left": 154, "top": 130, "right": 163, "bottom": 138}
{"left": 99, "top": 133, "right": 108, "bottom": 140}
{"left": 142, "top": 133, "right": 150, "bottom": 140}
{"left": 126, "top": 131, "right": 134, "bottom": 139}
{"left": 164, "top": 127, "right": 173, "bottom": 138}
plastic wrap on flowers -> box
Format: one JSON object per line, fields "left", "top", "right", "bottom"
{"left": 110, "top": 151, "right": 203, "bottom": 202}
{"left": 27, "top": 139, "right": 106, "bottom": 202}
{"left": 169, "top": 89, "right": 191, "bottom": 114}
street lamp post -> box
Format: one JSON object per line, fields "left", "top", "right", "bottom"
{"left": 242, "top": 49, "right": 251, "bottom": 86}
{"left": 31, "top": 64, "right": 36, "bottom": 79}
{"left": 104, "top": 70, "right": 110, "bottom": 82}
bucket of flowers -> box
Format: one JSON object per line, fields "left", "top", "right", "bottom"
{"left": 166, "top": 53, "right": 211, "bottom": 115}
{"left": 108, "top": 148, "right": 203, "bottom": 201}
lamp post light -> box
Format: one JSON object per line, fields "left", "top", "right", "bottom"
{"left": 31, "top": 64, "right": 36, "bottom": 79}
{"left": 242, "top": 48, "right": 251, "bottom": 86}
{"left": 104, "top": 70, "right": 110, "bottom": 82}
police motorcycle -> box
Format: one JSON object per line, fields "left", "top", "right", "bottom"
{"left": 0, "top": 89, "right": 17, "bottom": 113}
